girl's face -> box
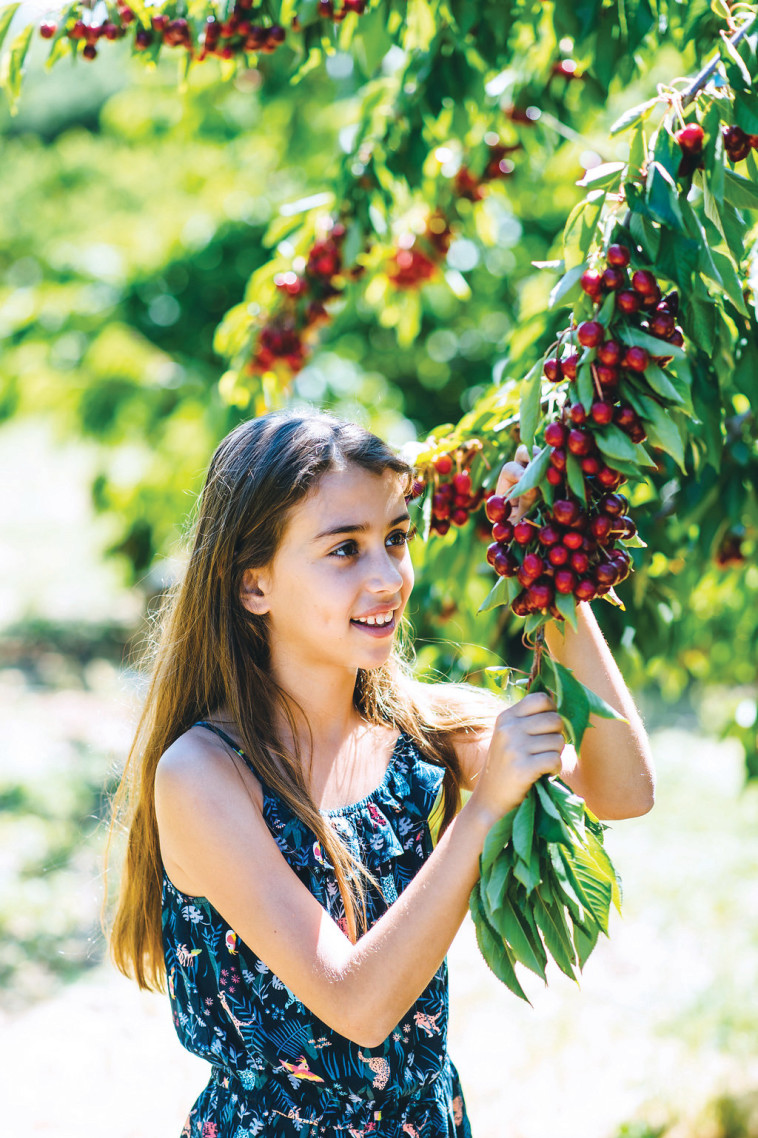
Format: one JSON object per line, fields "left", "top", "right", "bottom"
{"left": 241, "top": 463, "right": 415, "bottom": 676}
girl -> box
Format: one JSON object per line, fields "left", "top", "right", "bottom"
{"left": 108, "top": 410, "right": 654, "bottom": 1137}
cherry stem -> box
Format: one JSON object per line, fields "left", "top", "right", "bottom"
{"left": 526, "top": 627, "right": 546, "bottom": 690}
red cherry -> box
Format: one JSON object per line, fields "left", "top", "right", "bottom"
{"left": 549, "top": 447, "right": 567, "bottom": 472}
{"left": 494, "top": 548, "right": 519, "bottom": 577}
{"left": 606, "top": 244, "right": 631, "bottom": 267}
{"left": 614, "top": 405, "right": 637, "bottom": 431}
{"left": 669, "top": 328, "right": 685, "bottom": 348}
{"left": 649, "top": 311, "right": 676, "bottom": 338}
{"left": 676, "top": 123, "right": 704, "bottom": 154}
{"left": 450, "top": 507, "right": 469, "bottom": 526}
{"left": 601, "top": 493, "right": 627, "bottom": 517}
{"left": 631, "top": 270, "right": 657, "bottom": 296}
{"left": 597, "top": 340, "right": 623, "bottom": 366}
{"left": 553, "top": 499, "right": 580, "bottom": 526}
{"left": 591, "top": 514, "right": 614, "bottom": 542}
{"left": 40, "top": 21, "right": 57, "bottom": 38}
{"left": 567, "top": 429, "right": 592, "bottom": 456}
{"left": 569, "top": 402, "right": 587, "bottom": 425}
{"left": 432, "top": 493, "right": 451, "bottom": 519}
{"left": 486, "top": 542, "right": 501, "bottom": 567}
{"left": 492, "top": 520, "right": 514, "bottom": 543}
{"left": 577, "top": 321, "right": 604, "bottom": 348}
{"left": 453, "top": 470, "right": 472, "bottom": 496}
{"left": 618, "top": 514, "right": 638, "bottom": 539}
{"left": 513, "top": 520, "right": 535, "bottom": 544}
{"left": 545, "top": 422, "right": 566, "bottom": 448}
{"left": 538, "top": 524, "right": 561, "bottom": 546}
{"left": 522, "top": 552, "right": 545, "bottom": 579}
{"left": 562, "top": 530, "right": 584, "bottom": 551}
{"left": 574, "top": 579, "right": 597, "bottom": 601}
{"left": 83, "top": 41, "right": 98, "bottom": 58}
{"left": 623, "top": 346, "right": 650, "bottom": 372}
{"left": 580, "top": 269, "right": 603, "bottom": 296}
{"left": 544, "top": 358, "right": 563, "bottom": 382}
{"left": 434, "top": 455, "right": 453, "bottom": 475}
{"left": 591, "top": 401, "right": 614, "bottom": 425}
{"left": 554, "top": 568, "right": 577, "bottom": 594}
{"left": 548, "top": 545, "right": 569, "bottom": 567}
{"left": 570, "top": 550, "right": 590, "bottom": 574}
{"left": 134, "top": 28, "right": 153, "bottom": 49}
{"left": 641, "top": 284, "right": 662, "bottom": 308}
{"left": 580, "top": 455, "right": 601, "bottom": 476}
{"left": 511, "top": 593, "right": 531, "bottom": 617}
{"left": 546, "top": 466, "right": 564, "bottom": 487}
{"left": 527, "top": 580, "right": 554, "bottom": 611}
{"left": 602, "top": 266, "right": 625, "bottom": 291}
{"left": 595, "top": 562, "right": 618, "bottom": 587}
{"left": 485, "top": 494, "right": 510, "bottom": 523}
{"left": 616, "top": 290, "right": 642, "bottom": 314}
{"left": 561, "top": 353, "right": 579, "bottom": 380}
{"left": 596, "top": 363, "right": 619, "bottom": 387}
{"left": 597, "top": 465, "right": 623, "bottom": 489}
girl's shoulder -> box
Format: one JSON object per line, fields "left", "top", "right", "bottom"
{"left": 156, "top": 722, "right": 265, "bottom": 816}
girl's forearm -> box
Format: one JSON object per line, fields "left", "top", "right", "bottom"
{"left": 544, "top": 602, "right": 655, "bottom": 818}
{"left": 339, "top": 796, "right": 497, "bottom": 1046}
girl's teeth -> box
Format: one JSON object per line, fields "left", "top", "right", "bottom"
{"left": 357, "top": 613, "right": 392, "bottom": 625}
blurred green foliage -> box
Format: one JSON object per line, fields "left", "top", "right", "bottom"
{"left": 0, "top": 4, "right": 755, "bottom": 774}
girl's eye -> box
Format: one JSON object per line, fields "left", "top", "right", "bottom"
{"left": 329, "top": 525, "right": 416, "bottom": 560}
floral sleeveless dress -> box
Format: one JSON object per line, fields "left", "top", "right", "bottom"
{"left": 162, "top": 723, "right": 473, "bottom": 1138}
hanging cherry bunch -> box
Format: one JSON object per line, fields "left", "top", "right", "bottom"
{"left": 39, "top": 1, "right": 289, "bottom": 63}
{"left": 412, "top": 441, "right": 494, "bottom": 538}
{"left": 674, "top": 119, "right": 758, "bottom": 177}
{"left": 246, "top": 221, "right": 355, "bottom": 376}
{"left": 483, "top": 240, "right": 689, "bottom": 625}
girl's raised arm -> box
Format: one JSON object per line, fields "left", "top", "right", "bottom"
{"left": 155, "top": 693, "right": 563, "bottom": 1048}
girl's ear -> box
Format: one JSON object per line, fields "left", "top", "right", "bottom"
{"left": 240, "top": 567, "right": 271, "bottom": 615}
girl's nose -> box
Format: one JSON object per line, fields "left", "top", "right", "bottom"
{"left": 365, "top": 548, "right": 405, "bottom": 593}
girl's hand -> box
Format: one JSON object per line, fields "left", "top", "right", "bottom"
{"left": 495, "top": 443, "right": 541, "bottom": 525}
{"left": 467, "top": 692, "right": 565, "bottom": 823}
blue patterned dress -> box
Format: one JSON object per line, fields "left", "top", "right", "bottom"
{"left": 162, "top": 723, "right": 473, "bottom": 1138}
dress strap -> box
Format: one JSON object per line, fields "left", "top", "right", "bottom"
{"left": 194, "top": 720, "right": 257, "bottom": 773}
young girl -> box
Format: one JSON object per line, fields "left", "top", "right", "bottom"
{"left": 109, "top": 409, "right": 654, "bottom": 1137}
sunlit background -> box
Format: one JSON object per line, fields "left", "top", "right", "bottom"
{"left": 2, "top": 7, "right": 758, "bottom": 1137}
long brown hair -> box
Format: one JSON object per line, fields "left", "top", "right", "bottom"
{"left": 106, "top": 409, "right": 494, "bottom": 991}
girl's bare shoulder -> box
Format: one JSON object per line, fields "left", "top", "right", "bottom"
{"left": 155, "top": 723, "right": 264, "bottom": 814}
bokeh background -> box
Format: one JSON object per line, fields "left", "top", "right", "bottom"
{"left": 1, "top": 6, "right": 758, "bottom": 1136}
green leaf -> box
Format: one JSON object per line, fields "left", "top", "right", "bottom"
{"left": 550, "top": 659, "right": 591, "bottom": 749}
{"left": 481, "top": 810, "right": 517, "bottom": 876}
{"left": 617, "top": 324, "right": 686, "bottom": 359}
{"left": 638, "top": 397, "right": 688, "bottom": 473}
{"left": 478, "top": 574, "right": 509, "bottom": 615}
{"left": 503, "top": 445, "right": 551, "bottom": 502}
{"left": 469, "top": 883, "right": 530, "bottom": 1002}
{"left": 710, "top": 248, "right": 749, "bottom": 316}
{"left": 646, "top": 162, "right": 685, "bottom": 230}
{"left": 513, "top": 846, "right": 541, "bottom": 893}
{"left": 577, "top": 162, "right": 625, "bottom": 189}
{"left": 565, "top": 451, "right": 587, "bottom": 502}
{"left": 610, "top": 97, "right": 660, "bottom": 136}
{"left": 484, "top": 851, "right": 513, "bottom": 916}
{"left": 548, "top": 779, "right": 586, "bottom": 835}
{"left": 495, "top": 896, "right": 548, "bottom": 980}
{"left": 512, "top": 788, "right": 536, "bottom": 863}
{"left": 734, "top": 91, "right": 758, "bottom": 135}
{"left": 638, "top": 362, "right": 692, "bottom": 411}
{"left": 576, "top": 361, "right": 595, "bottom": 411}
{"left": 0, "top": 4, "right": 21, "bottom": 55}
{"left": 552, "top": 589, "right": 578, "bottom": 630}
{"left": 549, "top": 263, "right": 587, "bottom": 310}
{"left": 723, "top": 168, "right": 758, "bottom": 211}
{"left": 559, "top": 847, "right": 613, "bottom": 935}
{"left": 533, "top": 891, "right": 578, "bottom": 980}
{"left": 0, "top": 23, "right": 33, "bottom": 112}
{"left": 594, "top": 423, "right": 657, "bottom": 469}
{"left": 721, "top": 32, "right": 752, "bottom": 90}
{"left": 518, "top": 361, "right": 543, "bottom": 452}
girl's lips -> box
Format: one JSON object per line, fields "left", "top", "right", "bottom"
{"left": 350, "top": 612, "right": 396, "bottom": 637}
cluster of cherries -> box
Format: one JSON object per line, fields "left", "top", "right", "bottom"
{"left": 484, "top": 243, "right": 684, "bottom": 616}
{"left": 425, "top": 447, "right": 491, "bottom": 538}
{"left": 248, "top": 223, "right": 350, "bottom": 375}
{"left": 715, "top": 530, "right": 747, "bottom": 568}
{"left": 39, "top": 1, "right": 289, "bottom": 61}
{"left": 675, "top": 120, "right": 758, "bottom": 178}
{"left": 389, "top": 135, "right": 522, "bottom": 288}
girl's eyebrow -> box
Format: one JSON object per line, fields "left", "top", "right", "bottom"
{"left": 313, "top": 512, "right": 411, "bottom": 542}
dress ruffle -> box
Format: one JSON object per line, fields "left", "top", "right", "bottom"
{"left": 262, "top": 731, "right": 446, "bottom": 874}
